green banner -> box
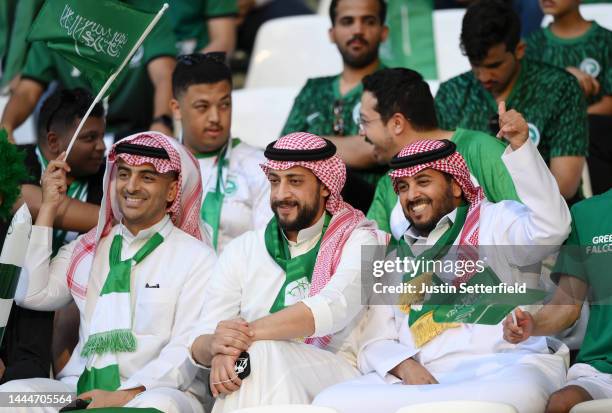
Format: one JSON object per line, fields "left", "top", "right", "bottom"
{"left": 27, "top": 0, "right": 155, "bottom": 94}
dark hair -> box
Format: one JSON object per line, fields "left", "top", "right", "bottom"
{"left": 38, "top": 87, "right": 104, "bottom": 140}
{"left": 362, "top": 68, "right": 438, "bottom": 131}
{"left": 329, "top": 0, "right": 387, "bottom": 26}
{"left": 460, "top": 0, "right": 521, "bottom": 64}
{"left": 172, "top": 52, "right": 232, "bottom": 98}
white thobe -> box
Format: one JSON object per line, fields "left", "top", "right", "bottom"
{"left": 4, "top": 216, "right": 216, "bottom": 413}
{"left": 197, "top": 140, "right": 272, "bottom": 252}
{"left": 314, "top": 140, "right": 572, "bottom": 413}
{"left": 189, "top": 214, "right": 382, "bottom": 412}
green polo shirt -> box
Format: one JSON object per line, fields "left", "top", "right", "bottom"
{"left": 367, "top": 128, "right": 520, "bottom": 234}
{"left": 552, "top": 189, "right": 612, "bottom": 374}
{"left": 282, "top": 66, "right": 387, "bottom": 186}
{"left": 168, "top": 0, "right": 238, "bottom": 52}
{"left": 525, "top": 22, "right": 612, "bottom": 105}
{"left": 21, "top": 0, "right": 177, "bottom": 136}
{"left": 434, "top": 59, "right": 589, "bottom": 163}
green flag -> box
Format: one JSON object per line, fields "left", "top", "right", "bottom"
{"left": 27, "top": 0, "right": 156, "bottom": 94}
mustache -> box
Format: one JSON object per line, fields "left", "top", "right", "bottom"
{"left": 271, "top": 200, "right": 299, "bottom": 209}
{"left": 347, "top": 35, "right": 368, "bottom": 46}
{"left": 407, "top": 197, "right": 431, "bottom": 209}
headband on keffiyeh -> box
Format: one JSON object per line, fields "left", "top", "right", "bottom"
{"left": 66, "top": 132, "right": 207, "bottom": 301}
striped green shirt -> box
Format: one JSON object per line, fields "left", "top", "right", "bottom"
{"left": 435, "top": 59, "right": 589, "bottom": 163}
{"left": 525, "top": 22, "right": 612, "bottom": 105}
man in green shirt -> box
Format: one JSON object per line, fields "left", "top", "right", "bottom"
{"left": 362, "top": 67, "right": 519, "bottom": 238}
{"left": 503, "top": 189, "right": 612, "bottom": 413}
{"left": 434, "top": 0, "right": 588, "bottom": 202}
{"left": 168, "top": 0, "right": 238, "bottom": 55}
{"left": 0, "top": 0, "right": 177, "bottom": 141}
{"left": 525, "top": 0, "right": 612, "bottom": 196}
{"left": 281, "top": 0, "right": 389, "bottom": 212}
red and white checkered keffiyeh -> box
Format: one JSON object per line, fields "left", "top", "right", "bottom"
{"left": 389, "top": 139, "right": 485, "bottom": 281}
{"left": 262, "top": 132, "right": 387, "bottom": 348}
{"left": 66, "top": 132, "right": 206, "bottom": 300}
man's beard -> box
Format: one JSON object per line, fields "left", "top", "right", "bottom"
{"left": 339, "top": 36, "right": 380, "bottom": 69}
{"left": 404, "top": 185, "right": 456, "bottom": 235}
{"left": 272, "top": 198, "right": 323, "bottom": 233}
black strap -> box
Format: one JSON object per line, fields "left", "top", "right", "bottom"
{"left": 114, "top": 143, "right": 170, "bottom": 159}
{"left": 264, "top": 138, "right": 336, "bottom": 161}
{"left": 389, "top": 139, "right": 456, "bottom": 169}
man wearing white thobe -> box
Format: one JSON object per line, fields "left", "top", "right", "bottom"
{"left": 314, "top": 105, "right": 572, "bottom": 413}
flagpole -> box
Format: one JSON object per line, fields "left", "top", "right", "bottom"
{"left": 64, "top": 3, "right": 170, "bottom": 159}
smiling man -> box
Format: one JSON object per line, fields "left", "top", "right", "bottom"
{"left": 314, "top": 106, "right": 572, "bottom": 413}
{"left": 189, "top": 132, "right": 385, "bottom": 411}
{"left": 434, "top": 0, "right": 588, "bottom": 202}
{"left": 171, "top": 52, "right": 271, "bottom": 252}
{"left": 1, "top": 132, "right": 216, "bottom": 413}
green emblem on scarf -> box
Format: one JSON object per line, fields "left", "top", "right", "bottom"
{"left": 264, "top": 214, "right": 331, "bottom": 313}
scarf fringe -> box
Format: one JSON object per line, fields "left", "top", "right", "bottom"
{"left": 410, "top": 310, "right": 460, "bottom": 348}
{"left": 81, "top": 329, "right": 136, "bottom": 357}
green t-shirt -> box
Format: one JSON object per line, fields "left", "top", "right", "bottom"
{"left": 552, "top": 189, "right": 612, "bottom": 374}
{"left": 525, "top": 22, "right": 612, "bottom": 105}
{"left": 168, "top": 0, "right": 238, "bottom": 52}
{"left": 21, "top": 0, "right": 177, "bottom": 136}
{"left": 380, "top": 0, "right": 437, "bottom": 80}
{"left": 282, "top": 67, "right": 387, "bottom": 186}
{"left": 434, "top": 59, "right": 589, "bottom": 163}
{"left": 366, "top": 128, "right": 520, "bottom": 235}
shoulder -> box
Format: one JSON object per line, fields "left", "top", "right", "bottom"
{"left": 570, "top": 190, "right": 612, "bottom": 221}
{"left": 454, "top": 128, "right": 507, "bottom": 152}
{"left": 439, "top": 71, "right": 477, "bottom": 90}
{"left": 231, "top": 141, "right": 268, "bottom": 178}
{"left": 525, "top": 58, "right": 577, "bottom": 85}
{"left": 525, "top": 28, "right": 547, "bottom": 47}
{"left": 299, "top": 75, "right": 337, "bottom": 92}
{"left": 169, "top": 227, "right": 216, "bottom": 259}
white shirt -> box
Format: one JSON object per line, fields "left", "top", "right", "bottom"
{"left": 16, "top": 216, "right": 216, "bottom": 396}
{"left": 197, "top": 140, "right": 273, "bottom": 252}
{"left": 190, "top": 215, "right": 382, "bottom": 368}
{"left": 358, "top": 140, "right": 571, "bottom": 381}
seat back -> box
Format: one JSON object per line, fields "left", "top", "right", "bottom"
{"left": 245, "top": 15, "right": 342, "bottom": 89}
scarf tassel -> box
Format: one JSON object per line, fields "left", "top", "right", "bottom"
{"left": 410, "top": 311, "right": 460, "bottom": 348}
{"left": 81, "top": 329, "right": 137, "bottom": 357}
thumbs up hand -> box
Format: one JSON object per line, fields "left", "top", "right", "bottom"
{"left": 497, "top": 101, "right": 529, "bottom": 150}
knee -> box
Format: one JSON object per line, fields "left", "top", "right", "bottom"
{"left": 545, "top": 390, "right": 577, "bottom": 413}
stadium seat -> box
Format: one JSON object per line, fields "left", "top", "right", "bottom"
{"left": 245, "top": 15, "right": 342, "bottom": 89}
{"left": 542, "top": 4, "right": 612, "bottom": 30}
{"left": 318, "top": 0, "right": 332, "bottom": 16}
{"left": 0, "top": 95, "right": 37, "bottom": 145}
{"left": 230, "top": 405, "right": 339, "bottom": 413}
{"left": 231, "top": 87, "right": 300, "bottom": 149}
{"left": 395, "top": 401, "right": 519, "bottom": 413}
{"left": 570, "top": 399, "right": 612, "bottom": 413}
{"left": 432, "top": 9, "right": 470, "bottom": 82}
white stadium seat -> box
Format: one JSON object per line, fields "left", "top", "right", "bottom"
{"left": 245, "top": 15, "right": 342, "bottom": 89}
{"left": 570, "top": 399, "right": 612, "bottom": 413}
{"left": 231, "top": 87, "right": 300, "bottom": 149}
{"left": 230, "top": 405, "right": 339, "bottom": 413}
{"left": 432, "top": 9, "right": 470, "bottom": 82}
{"left": 395, "top": 401, "right": 519, "bottom": 413}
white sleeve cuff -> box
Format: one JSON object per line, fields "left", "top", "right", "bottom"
{"left": 301, "top": 294, "right": 334, "bottom": 337}
{"left": 30, "top": 225, "right": 53, "bottom": 247}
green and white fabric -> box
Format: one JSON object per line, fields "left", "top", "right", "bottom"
{"left": 77, "top": 232, "right": 163, "bottom": 394}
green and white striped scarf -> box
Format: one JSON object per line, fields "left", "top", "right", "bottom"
{"left": 77, "top": 232, "right": 163, "bottom": 394}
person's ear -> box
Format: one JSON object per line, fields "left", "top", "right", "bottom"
{"left": 514, "top": 41, "right": 526, "bottom": 60}
{"left": 46, "top": 131, "right": 62, "bottom": 156}
{"left": 321, "top": 184, "right": 331, "bottom": 198}
{"left": 451, "top": 179, "right": 463, "bottom": 199}
{"left": 170, "top": 99, "right": 182, "bottom": 122}
{"left": 166, "top": 179, "right": 179, "bottom": 205}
